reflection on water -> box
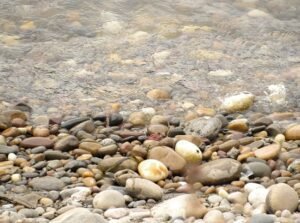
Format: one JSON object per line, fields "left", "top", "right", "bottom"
{"left": 0, "top": 0, "right": 299, "bottom": 115}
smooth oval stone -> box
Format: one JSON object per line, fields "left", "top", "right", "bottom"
{"left": 21, "top": 137, "right": 54, "bottom": 148}
{"left": 245, "top": 162, "right": 271, "bottom": 177}
{"left": 54, "top": 135, "right": 79, "bottom": 151}
{"left": 60, "top": 117, "right": 89, "bottom": 129}
{"left": 0, "top": 145, "right": 18, "bottom": 154}
{"left": 98, "top": 157, "right": 138, "bottom": 173}
{"left": 44, "top": 151, "right": 71, "bottom": 160}
{"left": 114, "top": 169, "right": 140, "bottom": 186}
{"left": 125, "top": 178, "right": 163, "bottom": 200}
{"left": 29, "top": 176, "right": 65, "bottom": 191}
{"left": 227, "top": 119, "right": 249, "bottom": 132}
{"left": 148, "top": 146, "right": 186, "bottom": 174}
{"left": 93, "top": 190, "right": 125, "bottom": 210}
{"left": 285, "top": 124, "right": 300, "bottom": 140}
{"left": 266, "top": 183, "right": 299, "bottom": 213}
{"left": 188, "top": 158, "right": 242, "bottom": 185}
{"left": 138, "top": 159, "right": 168, "bottom": 182}
{"left": 79, "top": 141, "right": 101, "bottom": 155}
{"left": 146, "top": 89, "right": 171, "bottom": 100}
{"left": 254, "top": 144, "right": 280, "bottom": 160}
{"left": 175, "top": 140, "right": 202, "bottom": 163}
{"left": 109, "top": 113, "right": 123, "bottom": 126}
{"left": 203, "top": 210, "right": 225, "bottom": 223}
{"left": 221, "top": 93, "right": 254, "bottom": 113}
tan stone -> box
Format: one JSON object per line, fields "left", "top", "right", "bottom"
{"left": 285, "top": 124, "right": 300, "bottom": 140}
{"left": 228, "top": 119, "right": 249, "bottom": 132}
{"left": 138, "top": 159, "right": 168, "bottom": 182}
{"left": 254, "top": 144, "right": 280, "bottom": 160}
{"left": 146, "top": 89, "right": 171, "bottom": 100}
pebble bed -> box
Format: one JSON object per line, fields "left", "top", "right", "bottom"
{"left": 0, "top": 95, "right": 299, "bottom": 223}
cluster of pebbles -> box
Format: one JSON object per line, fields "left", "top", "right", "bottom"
{"left": 0, "top": 102, "right": 299, "bottom": 223}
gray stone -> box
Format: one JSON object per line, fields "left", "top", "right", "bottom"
{"left": 249, "top": 214, "right": 275, "bottom": 223}
{"left": 184, "top": 117, "right": 222, "bottom": 139}
{"left": 50, "top": 207, "right": 107, "bottom": 223}
{"left": 0, "top": 145, "right": 18, "bottom": 154}
{"left": 44, "top": 150, "right": 71, "bottom": 160}
{"left": 29, "top": 176, "right": 65, "bottom": 191}
{"left": 93, "top": 190, "right": 126, "bottom": 210}
{"left": 18, "top": 208, "right": 39, "bottom": 218}
{"left": 244, "top": 162, "right": 271, "bottom": 177}
{"left": 54, "top": 135, "right": 79, "bottom": 151}
{"left": 125, "top": 178, "right": 163, "bottom": 200}
{"left": 188, "top": 158, "right": 242, "bottom": 185}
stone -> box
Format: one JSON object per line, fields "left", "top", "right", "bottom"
{"left": 150, "top": 115, "right": 168, "bottom": 125}
{"left": 64, "top": 160, "right": 86, "bottom": 171}
{"left": 33, "top": 126, "right": 50, "bottom": 137}
{"left": 98, "top": 144, "right": 118, "bottom": 156}
{"left": 54, "top": 135, "right": 79, "bottom": 151}
{"left": 218, "top": 140, "right": 240, "bottom": 152}
{"left": 109, "top": 113, "right": 123, "bottom": 126}
{"left": 249, "top": 214, "right": 276, "bottom": 223}
{"left": 29, "top": 176, "right": 65, "bottom": 191}
{"left": 21, "top": 137, "right": 54, "bottom": 149}
{"left": 44, "top": 151, "right": 71, "bottom": 160}
{"left": 151, "top": 194, "right": 207, "bottom": 220}
{"left": 146, "top": 89, "right": 171, "bottom": 100}
{"left": 203, "top": 210, "right": 225, "bottom": 223}
{"left": 147, "top": 124, "right": 169, "bottom": 136}
{"left": 254, "top": 144, "right": 280, "bottom": 160}
{"left": 148, "top": 146, "right": 186, "bottom": 174}
{"left": 248, "top": 187, "right": 269, "bottom": 207}
{"left": 285, "top": 124, "right": 300, "bottom": 140}
{"left": 227, "top": 119, "right": 249, "bottom": 132}
{"left": 0, "top": 145, "right": 18, "bottom": 154}
{"left": 50, "top": 207, "right": 107, "bottom": 223}
{"left": 221, "top": 92, "right": 254, "bottom": 113}
{"left": 175, "top": 140, "right": 202, "bottom": 163}
{"left": 104, "top": 208, "right": 129, "bottom": 219}
{"left": 245, "top": 162, "right": 271, "bottom": 177}
{"left": 60, "top": 117, "right": 89, "bottom": 129}
{"left": 138, "top": 159, "right": 168, "bottom": 182}
{"left": 79, "top": 141, "right": 101, "bottom": 155}
{"left": 128, "top": 112, "right": 147, "bottom": 126}
{"left": 125, "top": 178, "right": 163, "bottom": 200}
{"left": 287, "top": 159, "right": 300, "bottom": 174}
{"left": 266, "top": 183, "right": 299, "bottom": 213}
{"left": 18, "top": 208, "right": 39, "bottom": 218}
{"left": 227, "top": 192, "right": 247, "bottom": 205}
{"left": 184, "top": 117, "right": 222, "bottom": 139}
{"left": 187, "top": 158, "right": 242, "bottom": 185}
{"left": 70, "top": 120, "right": 95, "bottom": 134}
{"left": 93, "top": 190, "right": 126, "bottom": 210}
{"left": 98, "top": 157, "right": 138, "bottom": 173}
{"left": 114, "top": 169, "right": 140, "bottom": 186}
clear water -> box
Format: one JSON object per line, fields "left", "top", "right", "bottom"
{"left": 0, "top": 0, "right": 299, "bottom": 115}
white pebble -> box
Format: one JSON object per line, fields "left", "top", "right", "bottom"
{"left": 8, "top": 153, "right": 17, "bottom": 161}
{"left": 11, "top": 174, "right": 21, "bottom": 183}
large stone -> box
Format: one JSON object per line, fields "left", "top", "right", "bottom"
{"left": 125, "top": 178, "right": 163, "bottom": 200}
{"left": 138, "top": 159, "right": 168, "bottom": 182}
{"left": 187, "top": 158, "right": 242, "bottom": 185}
{"left": 266, "top": 183, "right": 299, "bottom": 213}
{"left": 50, "top": 207, "right": 107, "bottom": 223}
{"left": 29, "top": 176, "right": 65, "bottom": 191}
{"left": 93, "top": 190, "right": 125, "bottom": 210}
{"left": 184, "top": 117, "right": 222, "bottom": 139}
{"left": 254, "top": 144, "right": 280, "bottom": 160}
{"left": 21, "top": 137, "right": 54, "bottom": 149}
{"left": 54, "top": 135, "right": 79, "bottom": 151}
{"left": 151, "top": 194, "right": 207, "bottom": 220}
{"left": 221, "top": 92, "right": 254, "bottom": 113}
{"left": 148, "top": 146, "right": 186, "bottom": 174}
{"left": 285, "top": 124, "right": 300, "bottom": 140}
{"left": 175, "top": 140, "right": 202, "bottom": 163}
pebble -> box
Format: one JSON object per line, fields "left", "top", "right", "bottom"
{"left": 21, "top": 137, "right": 54, "bottom": 148}
{"left": 285, "top": 124, "right": 300, "bottom": 140}
{"left": 93, "top": 190, "right": 126, "bottom": 210}
{"left": 227, "top": 119, "right": 249, "bottom": 132}
{"left": 188, "top": 158, "right": 241, "bottom": 185}
{"left": 148, "top": 146, "right": 186, "bottom": 174}
{"left": 125, "top": 178, "right": 163, "bottom": 200}
{"left": 221, "top": 92, "right": 255, "bottom": 113}
{"left": 54, "top": 135, "right": 79, "bottom": 151}
{"left": 249, "top": 214, "right": 276, "bottom": 223}
{"left": 203, "top": 210, "right": 225, "bottom": 223}
{"left": 128, "top": 112, "right": 147, "bottom": 126}
{"left": 266, "top": 183, "right": 299, "bottom": 213}
{"left": 146, "top": 89, "right": 171, "bottom": 100}
{"left": 29, "top": 176, "right": 65, "bottom": 191}
{"left": 254, "top": 144, "right": 280, "bottom": 160}
{"left": 104, "top": 208, "right": 129, "bottom": 219}
{"left": 138, "top": 159, "right": 168, "bottom": 182}
{"left": 175, "top": 140, "right": 202, "bottom": 163}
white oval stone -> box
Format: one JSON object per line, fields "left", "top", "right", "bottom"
{"left": 244, "top": 183, "right": 265, "bottom": 193}
{"left": 11, "top": 173, "right": 21, "bottom": 183}
{"left": 8, "top": 153, "right": 17, "bottom": 161}
{"left": 221, "top": 92, "right": 254, "bottom": 113}
{"left": 138, "top": 159, "right": 168, "bottom": 182}
{"left": 248, "top": 188, "right": 269, "bottom": 207}
{"left": 175, "top": 140, "right": 202, "bottom": 163}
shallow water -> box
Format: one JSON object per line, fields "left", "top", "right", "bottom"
{"left": 0, "top": 0, "right": 299, "bottom": 115}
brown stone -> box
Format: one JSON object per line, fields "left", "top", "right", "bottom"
{"left": 21, "top": 137, "right": 54, "bottom": 148}
{"left": 79, "top": 142, "right": 101, "bottom": 155}
{"left": 148, "top": 146, "right": 187, "bottom": 174}
{"left": 254, "top": 144, "right": 280, "bottom": 160}
{"left": 285, "top": 124, "right": 300, "bottom": 140}
{"left": 227, "top": 119, "right": 249, "bottom": 132}
{"left": 146, "top": 89, "right": 171, "bottom": 100}
{"left": 33, "top": 127, "right": 50, "bottom": 137}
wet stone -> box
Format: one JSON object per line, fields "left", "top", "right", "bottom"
{"left": 60, "top": 117, "right": 90, "bottom": 129}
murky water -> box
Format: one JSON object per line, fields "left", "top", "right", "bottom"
{"left": 0, "top": 0, "right": 299, "bottom": 115}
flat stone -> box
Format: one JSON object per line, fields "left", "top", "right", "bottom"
{"left": 60, "top": 117, "right": 89, "bottom": 129}
{"left": 151, "top": 194, "right": 207, "bottom": 220}
{"left": 20, "top": 137, "right": 54, "bottom": 149}
{"left": 125, "top": 178, "right": 163, "bottom": 200}
{"left": 148, "top": 146, "right": 186, "bottom": 174}
{"left": 98, "top": 157, "right": 138, "bottom": 173}
{"left": 54, "top": 135, "right": 79, "bottom": 151}
{"left": 44, "top": 150, "right": 71, "bottom": 160}
{"left": 188, "top": 158, "right": 242, "bottom": 185}
{"left": 254, "top": 144, "right": 280, "bottom": 160}
{"left": 218, "top": 140, "right": 240, "bottom": 152}
{"left": 50, "top": 207, "right": 107, "bottom": 223}
{"left": 79, "top": 141, "right": 101, "bottom": 155}
{"left": 104, "top": 208, "right": 129, "bottom": 219}
{"left": 0, "top": 145, "right": 18, "bottom": 154}
{"left": 29, "top": 176, "right": 65, "bottom": 191}
{"left": 266, "top": 183, "right": 299, "bottom": 213}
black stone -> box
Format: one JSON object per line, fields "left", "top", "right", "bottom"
{"left": 61, "top": 117, "right": 89, "bottom": 129}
